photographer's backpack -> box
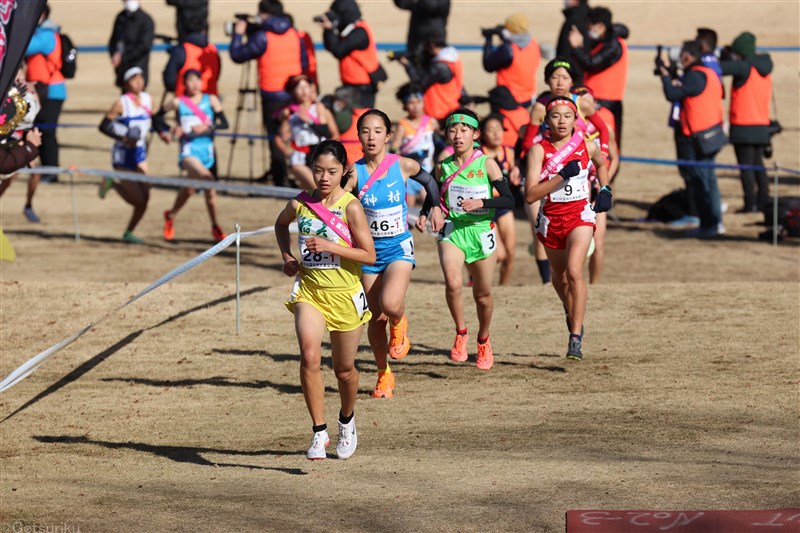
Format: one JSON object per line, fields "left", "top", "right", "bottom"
{"left": 58, "top": 33, "right": 78, "bottom": 79}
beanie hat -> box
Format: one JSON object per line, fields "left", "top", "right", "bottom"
{"left": 504, "top": 13, "right": 529, "bottom": 35}
{"left": 731, "top": 32, "right": 756, "bottom": 57}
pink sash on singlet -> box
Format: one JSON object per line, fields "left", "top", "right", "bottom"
{"left": 356, "top": 153, "right": 400, "bottom": 200}
{"left": 125, "top": 92, "right": 152, "bottom": 116}
{"left": 179, "top": 96, "right": 212, "bottom": 126}
{"left": 399, "top": 115, "right": 430, "bottom": 154}
{"left": 539, "top": 131, "right": 584, "bottom": 182}
{"left": 289, "top": 103, "right": 321, "bottom": 124}
{"left": 296, "top": 191, "right": 353, "bottom": 247}
{"left": 438, "top": 149, "right": 484, "bottom": 216}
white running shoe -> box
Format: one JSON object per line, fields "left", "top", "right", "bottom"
{"left": 306, "top": 430, "right": 329, "bottom": 460}
{"left": 336, "top": 418, "right": 357, "bottom": 459}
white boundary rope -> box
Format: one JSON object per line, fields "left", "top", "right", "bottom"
{"left": 0, "top": 224, "right": 283, "bottom": 392}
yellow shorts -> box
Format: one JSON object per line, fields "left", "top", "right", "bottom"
{"left": 285, "top": 278, "right": 372, "bottom": 332}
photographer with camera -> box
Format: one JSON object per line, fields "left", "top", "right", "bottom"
{"left": 317, "top": 0, "right": 386, "bottom": 109}
{"left": 720, "top": 32, "right": 775, "bottom": 214}
{"left": 108, "top": 0, "right": 155, "bottom": 89}
{"left": 163, "top": 16, "right": 220, "bottom": 96}
{"left": 658, "top": 40, "right": 726, "bottom": 238}
{"left": 482, "top": 13, "right": 541, "bottom": 108}
{"left": 229, "top": 0, "right": 310, "bottom": 187}
{"left": 392, "top": 0, "right": 450, "bottom": 68}
{"left": 399, "top": 32, "right": 463, "bottom": 125}
{"left": 568, "top": 6, "right": 627, "bottom": 149}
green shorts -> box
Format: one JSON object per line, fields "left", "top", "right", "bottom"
{"left": 438, "top": 220, "right": 497, "bottom": 264}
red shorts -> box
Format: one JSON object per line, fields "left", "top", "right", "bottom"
{"left": 535, "top": 204, "right": 596, "bottom": 250}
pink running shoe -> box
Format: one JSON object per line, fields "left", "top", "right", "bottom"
{"left": 450, "top": 332, "right": 468, "bottom": 362}
{"left": 476, "top": 339, "right": 494, "bottom": 370}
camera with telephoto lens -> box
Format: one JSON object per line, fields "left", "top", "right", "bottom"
{"left": 223, "top": 14, "right": 261, "bottom": 37}
{"left": 387, "top": 50, "right": 409, "bottom": 62}
{"left": 313, "top": 11, "right": 340, "bottom": 27}
{"left": 481, "top": 25, "right": 504, "bottom": 38}
{"left": 653, "top": 45, "right": 679, "bottom": 79}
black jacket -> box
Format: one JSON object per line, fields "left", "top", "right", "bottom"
{"left": 721, "top": 54, "right": 774, "bottom": 145}
{"left": 166, "top": 0, "right": 208, "bottom": 41}
{"left": 572, "top": 31, "right": 624, "bottom": 87}
{"left": 108, "top": 8, "right": 155, "bottom": 87}
{"left": 393, "top": 0, "right": 450, "bottom": 56}
{"left": 556, "top": 3, "right": 589, "bottom": 58}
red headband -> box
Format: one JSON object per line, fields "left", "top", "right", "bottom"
{"left": 546, "top": 97, "right": 577, "bottom": 114}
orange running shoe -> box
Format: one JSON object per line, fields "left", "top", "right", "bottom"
{"left": 163, "top": 211, "right": 175, "bottom": 241}
{"left": 370, "top": 368, "right": 395, "bottom": 398}
{"left": 212, "top": 225, "right": 227, "bottom": 242}
{"left": 476, "top": 339, "right": 494, "bottom": 370}
{"left": 450, "top": 331, "right": 468, "bottom": 362}
{"left": 388, "top": 314, "right": 411, "bottom": 360}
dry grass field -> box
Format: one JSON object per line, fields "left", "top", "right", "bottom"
{"left": 1, "top": 1, "right": 798, "bottom": 532}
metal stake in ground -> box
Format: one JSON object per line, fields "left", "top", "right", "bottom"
{"left": 235, "top": 222, "right": 241, "bottom": 335}
{"left": 772, "top": 162, "right": 780, "bottom": 246}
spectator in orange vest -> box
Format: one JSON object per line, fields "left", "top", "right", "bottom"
{"left": 109, "top": 0, "right": 155, "bottom": 89}
{"left": 659, "top": 40, "right": 726, "bottom": 238}
{"left": 25, "top": 5, "right": 66, "bottom": 185}
{"left": 482, "top": 13, "right": 541, "bottom": 107}
{"left": 399, "top": 32, "right": 464, "bottom": 125}
{"left": 568, "top": 6, "right": 627, "bottom": 148}
{"left": 163, "top": 16, "right": 220, "bottom": 96}
{"left": 229, "top": 0, "right": 310, "bottom": 186}
{"left": 318, "top": 0, "right": 386, "bottom": 109}
{"left": 721, "top": 32, "right": 774, "bottom": 213}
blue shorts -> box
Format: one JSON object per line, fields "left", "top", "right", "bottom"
{"left": 179, "top": 140, "right": 215, "bottom": 170}
{"left": 362, "top": 234, "right": 416, "bottom": 275}
{"left": 112, "top": 144, "right": 146, "bottom": 170}
{"left": 406, "top": 178, "right": 424, "bottom": 197}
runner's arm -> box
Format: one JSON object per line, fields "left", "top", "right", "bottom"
{"left": 275, "top": 199, "right": 300, "bottom": 277}
{"left": 98, "top": 100, "right": 127, "bottom": 141}
{"left": 588, "top": 141, "right": 610, "bottom": 188}
{"left": 480, "top": 158, "right": 514, "bottom": 209}
{"left": 307, "top": 199, "right": 376, "bottom": 266}
{"left": 401, "top": 157, "right": 439, "bottom": 216}
{"left": 525, "top": 144, "right": 566, "bottom": 203}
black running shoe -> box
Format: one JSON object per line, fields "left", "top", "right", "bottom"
{"left": 566, "top": 336, "right": 583, "bottom": 361}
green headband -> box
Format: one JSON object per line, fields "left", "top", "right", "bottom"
{"left": 552, "top": 60, "right": 572, "bottom": 69}
{"left": 446, "top": 113, "right": 479, "bottom": 130}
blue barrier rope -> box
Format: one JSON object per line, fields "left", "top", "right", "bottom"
{"left": 76, "top": 42, "right": 800, "bottom": 54}
{"left": 29, "top": 121, "right": 800, "bottom": 175}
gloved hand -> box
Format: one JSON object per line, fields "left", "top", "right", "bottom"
{"left": 558, "top": 160, "right": 581, "bottom": 182}
{"left": 594, "top": 185, "right": 613, "bottom": 213}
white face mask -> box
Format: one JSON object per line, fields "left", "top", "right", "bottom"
{"left": 124, "top": 0, "right": 139, "bottom": 13}
{"left": 588, "top": 30, "right": 600, "bottom": 40}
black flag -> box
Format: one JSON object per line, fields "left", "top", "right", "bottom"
{"left": 0, "top": 0, "right": 47, "bottom": 105}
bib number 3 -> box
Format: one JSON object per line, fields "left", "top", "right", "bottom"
{"left": 480, "top": 226, "right": 497, "bottom": 255}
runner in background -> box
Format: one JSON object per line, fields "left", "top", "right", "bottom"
{"left": 391, "top": 83, "right": 438, "bottom": 207}
{"left": 480, "top": 113, "right": 520, "bottom": 286}
{"left": 274, "top": 139, "right": 375, "bottom": 460}
{"left": 279, "top": 74, "right": 338, "bottom": 190}
{"left": 436, "top": 108, "right": 514, "bottom": 370}
{"left": 525, "top": 98, "right": 612, "bottom": 361}
{"left": 159, "top": 69, "right": 229, "bottom": 242}
{"left": 345, "top": 109, "right": 443, "bottom": 399}
{"left": 98, "top": 67, "right": 169, "bottom": 244}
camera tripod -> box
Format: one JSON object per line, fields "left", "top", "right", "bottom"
{"left": 224, "top": 60, "right": 268, "bottom": 182}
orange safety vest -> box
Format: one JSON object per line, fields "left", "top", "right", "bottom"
{"left": 680, "top": 65, "right": 724, "bottom": 136}
{"left": 299, "top": 30, "right": 318, "bottom": 87}
{"left": 340, "top": 107, "right": 368, "bottom": 165}
{"left": 339, "top": 21, "right": 379, "bottom": 86}
{"left": 497, "top": 40, "right": 540, "bottom": 104}
{"left": 500, "top": 106, "right": 529, "bottom": 148}
{"left": 257, "top": 28, "right": 303, "bottom": 92}
{"left": 26, "top": 33, "right": 64, "bottom": 85}
{"left": 584, "top": 37, "right": 627, "bottom": 101}
{"left": 730, "top": 66, "right": 771, "bottom": 127}
{"left": 423, "top": 57, "right": 463, "bottom": 121}
{"left": 175, "top": 41, "right": 220, "bottom": 96}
